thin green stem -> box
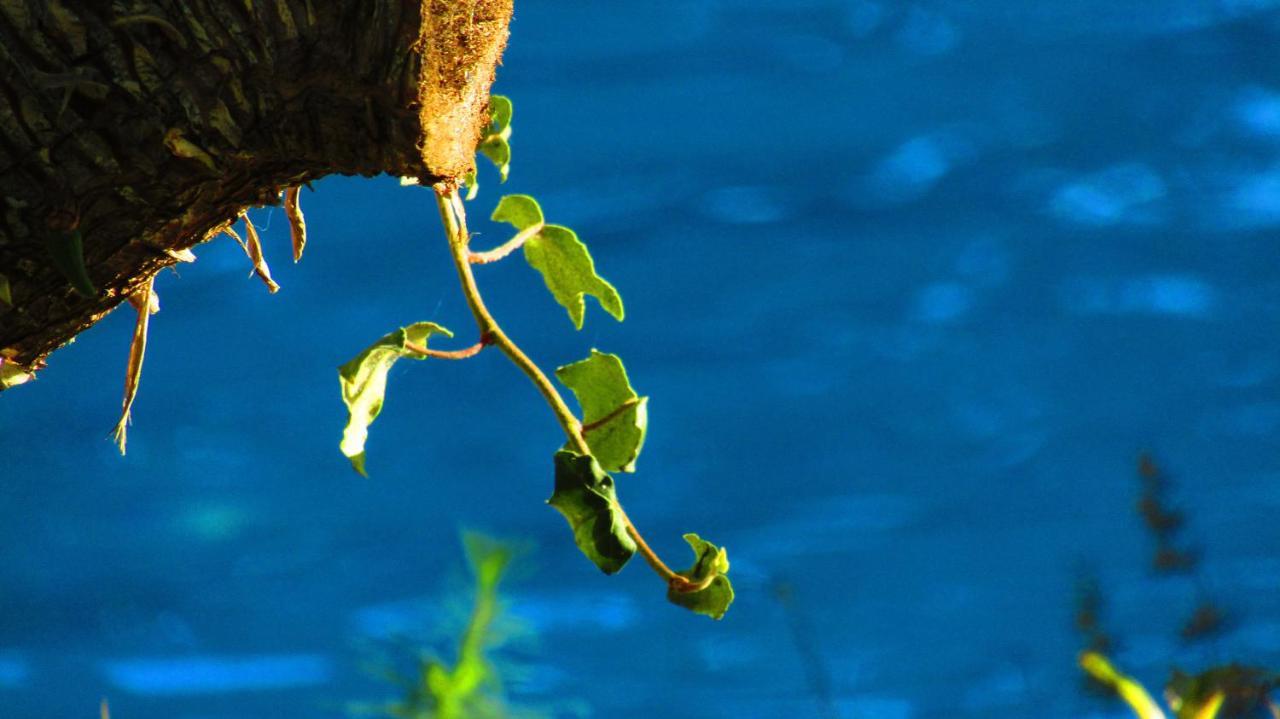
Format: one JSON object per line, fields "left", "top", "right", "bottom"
{"left": 432, "top": 183, "right": 692, "bottom": 590}
{"left": 434, "top": 185, "right": 587, "bottom": 455}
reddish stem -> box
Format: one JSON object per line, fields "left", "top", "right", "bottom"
{"left": 581, "top": 397, "right": 641, "bottom": 434}
{"left": 404, "top": 340, "right": 486, "bottom": 360}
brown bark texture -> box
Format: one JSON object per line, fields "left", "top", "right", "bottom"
{"left": 0, "top": 0, "right": 512, "bottom": 380}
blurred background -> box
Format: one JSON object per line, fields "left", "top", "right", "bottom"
{"left": 3, "top": 1, "right": 1280, "bottom": 717}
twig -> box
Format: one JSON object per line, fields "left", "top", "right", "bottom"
{"left": 432, "top": 183, "right": 691, "bottom": 589}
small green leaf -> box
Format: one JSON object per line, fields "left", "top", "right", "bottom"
{"left": 547, "top": 450, "right": 636, "bottom": 575}
{"left": 0, "top": 272, "right": 11, "bottom": 306}
{"left": 490, "top": 194, "right": 543, "bottom": 231}
{"left": 556, "top": 350, "right": 647, "bottom": 473}
{"left": 489, "top": 95, "right": 512, "bottom": 134}
{"left": 46, "top": 229, "right": 96, "bottom": 297}
{"left": 667, "top": 533, "right": 735, "bottom": 620}
{"left": 338, "top": 321, "right": 452, "bottom": 477}
{"left": 479, "top": 137, "right": 510, "bottom": 183}
{"left": 474, "top": 95, "right": 513, "bottom": 183}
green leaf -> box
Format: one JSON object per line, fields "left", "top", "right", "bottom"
{"left": 490, "top": 196, "right": 622, "bottom": 329}
{"left": 525, "top": 226, "right": 624, "bottom": 329}
{"left": 478, "top": 137, "right": 510, "bottom": 183}
{"left": 546, "top": 450, "right": 635, "bottom": 575}
{"left": 474, "top": 95, "right": 512, "bottom": 184}
{"left": 0, "top": 272, "right": 11, "bottom": 306}
{"left": 46, "top": 229, "right": 95, "bottom": 297}
{"left": 490, "top": 194, "right": 543, "bottom": 230}
{"left": 338, "top": 322, "right": 452, "bottom": 477}
{"left": 555, "top": 350, "right": 647, "bottom": 473}
{"left": 489, "top": 95, "right": 512, "bottom": 134}
{"left": 667, "top": 533, "right": 735, "bottom": 620}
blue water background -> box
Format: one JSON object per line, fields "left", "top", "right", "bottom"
{"left": 3, "top": 2, "right": 1280, "bottom": 717}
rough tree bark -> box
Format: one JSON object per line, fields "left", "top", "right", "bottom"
{"left": 0, "top": 0, "right": 513, "bottom": 383}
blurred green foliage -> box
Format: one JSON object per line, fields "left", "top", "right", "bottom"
{"left": 1075, "top": 454, "right": 1278, "bottom": 719}
{"left": 353, "top": 533, "right": 568, "bottom": 719}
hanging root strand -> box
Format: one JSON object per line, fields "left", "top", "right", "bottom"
{"left": 225, "top": 212, "right": 279, "bottom": 293}
{"left": 112, "top": 276, "right": 158, "bottom": 455}
{"left": 283, "top": 186, "right": 307, "bottom": 263}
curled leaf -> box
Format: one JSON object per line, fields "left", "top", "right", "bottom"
{"left": 556, "top": 350, "right": 647, "bottom": 473}
{"left": 46, "top": 229, "right": 96, "bottom": 297}
{"left": 338, "top": 322, "right": 452, "bottom": 476}
{"left": 547, "top": 450, "right": 635, "bottom": 574}
{"left": 491, "top": 195, "right": 623, "bottom": 329}
{"left": 667, "top": 533, "right": 735, "bottom": 620}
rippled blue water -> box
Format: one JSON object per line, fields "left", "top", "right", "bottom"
{"left": 3, "top": 2, "right": 1280, "bottom": 717}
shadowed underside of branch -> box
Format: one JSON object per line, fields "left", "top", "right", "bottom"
{"left": 0, "top": 0, "right": 512, "bottom": 377}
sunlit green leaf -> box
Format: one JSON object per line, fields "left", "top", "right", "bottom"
{"left": 556, "top": 350, "right": 647, "bottom": 473}
{"left": 490, "top": 196, "right": 622, "bottom": 329}
{"left": 491, "top": 194, "right": 543, "bottom": 230}
{"left": 546, "top": 450, "right": 635, "bottom": 574}
{"left": 474, "top": 95, "right": 513, "bottom": 185}
{"left": 489, "top": 95, "right": 512, "bottom": 133}
{"left": 46, "top": 229, "right": 95, "bottom": 297}
{"left": 338, "top": 322, "right": 452, "bottom": 477}
{"left": 667, "top": 533, "right": 735, "bottom": 620}
{"left": 479, "top": 137, "right": 510, "bottom": 183}
{"left": 525, "top": 226, "right": 623, "bottom": 329}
